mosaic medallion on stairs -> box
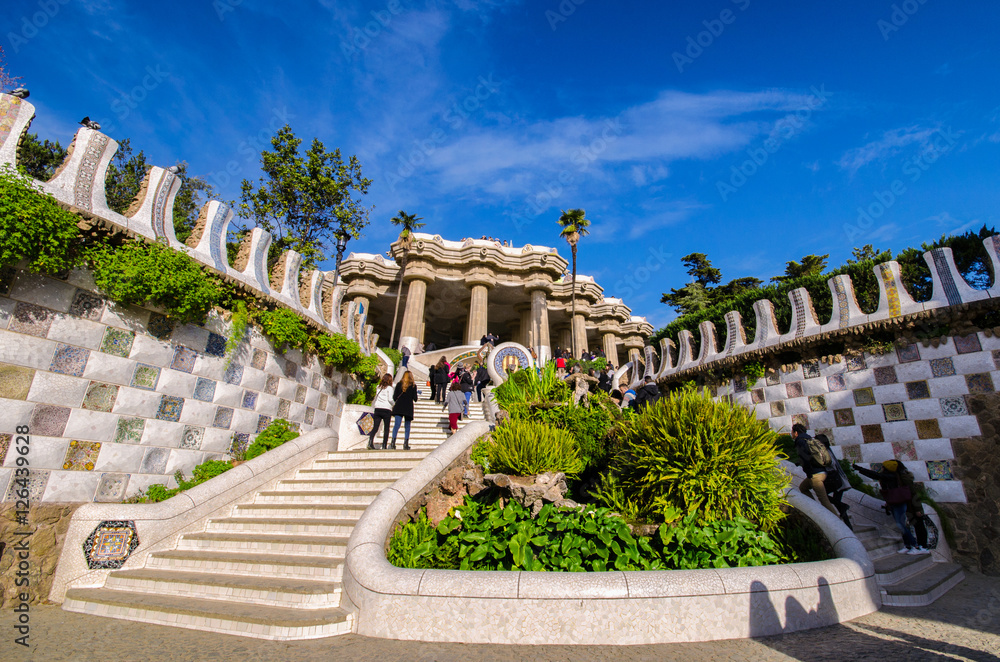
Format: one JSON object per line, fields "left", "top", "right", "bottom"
{"left": 83, "top": 520, "right": 140, "bottom": 569}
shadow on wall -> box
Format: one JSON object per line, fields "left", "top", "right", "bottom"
{"left": 748, "top": 578, "right": 839, "bottom": 639}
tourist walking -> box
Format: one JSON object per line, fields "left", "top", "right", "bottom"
{"left": 474, "top": 362, "right": 490, "bottom": 401}
{"left": 852, "top": 460, "right": 928, "bottom": 554}
{"left": 400, "top": 346, "right": 411, "bottom": 368}
{"left": 368, "top": 373, "right": 394, "bottom": 450}
{"left": 427, "top": 362, "right": 438, "bottom": 401}
{"left": 460, "top": 368, "right": 474, "bottom": 415}
{"left": 793, "top": 424, "right": 841, "bottom": 518}
{"left": 446, "top": 382, "right": 466, "bottom": 434}
{"left": 433, "top": 357, "right": 450, "bottom": 403}
{"left": 815, "top": 433, "right": 853, "bottom": 529}
{"left": 631, "top": 376, "right": 660, "bottom": 410}
{"left": 391, "top": 371, "right": 418, "bottom": 450}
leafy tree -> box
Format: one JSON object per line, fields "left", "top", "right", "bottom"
{"left": 238, "top": 125, "right": 372, "bottom": 270}
{"left": 715, "top": 276, "right": 763, "bottom": 300}
{"left": 848, "top": 244, "right": 890, "bottom": 264}
{"left": 170, "top": 161, "right": 217, "bottom": 244}
{"left": 386, "top": 210, "right": 425, "bottom": 349}
{"left": 771, "top": 254, "right": 829, "bottom": 283}
{"left": 17, "top": 133, "right": 67, "bottom": 181}
{"left": 0, "top": 164, "right": 80, "bottom": 273}
{"left": 0, "top": 46, "right": 21, "bottom": 92}
{"left": 104, "top": 138, "right": 150, "bottom": 215}
{"left": 681, "top": 253, "right": 722, "bottom": 286}
{"left": 557, "top": 208, "right": 591, "bottom": 357}
{"left": 661, "top": 253, "right": 725, "bottom": 314}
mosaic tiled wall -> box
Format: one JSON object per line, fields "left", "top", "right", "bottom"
{"left": 716, "top": 332, "right": 1000, "bottom": 503}
{"left": 0, "top": 266, "right": 353, "bottom": 504}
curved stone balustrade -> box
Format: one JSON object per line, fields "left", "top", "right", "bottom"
{"left": 651, "top": 244, "right": 1000, "bottom": 381}
{"left": 0, "top": 94, "right": 364, "bottom": 348}
{"left": 342, "top": 421, "right": 879, "bottom": 644}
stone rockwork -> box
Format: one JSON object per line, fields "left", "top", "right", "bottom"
{"left": 394, "top": 447, "right": 487, "bottom": 529}
{"left": 941, "top": 392, "right": 1000, "bottom": 575}
{"left": 0, "top": 503, "right": 79, "bottom": 607}
{"left": 482, "top": 471, "right": 578, "bottom": 516}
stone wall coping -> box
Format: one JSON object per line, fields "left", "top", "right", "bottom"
{"left": 49, "top": 427, "right": 337, "bottom": 603}
{"left": 342, "top": 424, "right": 880, "bottom": 644}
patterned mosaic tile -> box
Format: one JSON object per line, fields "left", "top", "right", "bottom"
{"left": 100, "top": 327, "right": 135, "bottom": 358}
{"left": 915, "top": 419, "right": 942, "bottom": 439}
{"left": 0, "top": 363, "right": 34, "bottom": 400}
{"left": 130, "top": 363, "right": 161, "bottom": 391}
{"left": 966, "top": 373, "right": 995, "bottom": 394}
{"left": 29, "top": 404, "right": 71, "bottom": 436}
{"left": 283, "top": 361, "right": 298, "bottom": 380}
{"left": 883, "top": 402, "right": 907, "bottom": 422}
{"left": 171, "top": 346, "right": 198, "bottom": 373}
{"left": 815, "top": 428, "right": 833, "bottom": 443}
{"left": 311, "top": 373, "right": 321, "bottom": 390}
{"left": 251, "top": 349, "right": 267, "bottom": 370}
{"left": 786, "top": 382, "right": 803, "bottom": 398}
{"left": 213, "top": 407, "right": 234, "bottom": 429}
{"left": 147, "top": 313, "right": 173, "bottom": 340}
{"left": 83, "top": 520, "right": 140, "bottom": 569}
{"left": 113, "top": 417, "right": 145, "bottom": 444}
{"left": 50, "top": 344, "right": 90, "bottom": 377}
{"left": 841, "top": 444, "right": 863, "bottom": 463}
{"left": 802, "top": 361, "right": 821, "bottom": 379}
{"left": 241, "top": 390, "right": 258, "bottom": 410}
{"left": 926, "top": 460, "right": 954, "bottom": 481}
{"left": 326, "top": 413, "right": 336, "bottom": 427}
{"left": 791, "top": 413, "right": 809, "bottom": 429}
{"left": 305, "top": 407, "right": 315, "bottom": 425}
{"left": 853, "top": 387, "right": 876, "bottom": 407}
{"left": 205, "top": 332, "right": 226, "bottom": 358}
{"left": 95, "top": 473, "right": 129, "bottom": 503}
{"left": 63, "top": 440, "right": 101, "bottom": 471}
{"left": 230, "top": 432, "right": 250, "bottom": 456}
{"left": 930, "top": 357, "right": 956, "bottom": 378}
{"left": 69, "top": 290, "right": 105, "bottom": 320}
{"left": 256, "top": 415, "right": 272, "bottom": 433}
{"left": 323, "top": 364, "right": 334, "bottom": 380}
{"left": 905, "top": 380, "right": 930, "bottom": 400}
{"left": 896, "top": 343, "right": 920, "bottom": 363}
{"left": 193, "top": 377, "right": 217, "bottom": 402}
{"left": 224, "top": 362, "right": 244, "bottom": 386}
{"left": 766, "top": 372, "right": 781, "bottom": 386}
{"left": 156, "top": 395, "right": 184, "bottom": 422}
{"left": 751, "top": 389, "right": 765, "bottom": 404}
{"left": 808, "top": 395, "right": 827, "bottom": 412}
{"left": 861, "top": 424, "right": 885, "bottom": 444}
{"left": 0, "top": 433, "right": 10, "bottom": 465}
{"left": 277, "top": 399, "right": 291, "bottom": 418}
{"left": 319, "top": 394, "right": 329, "bottom": 411}
{"left": 891, "top": 439, "right": 918, "bottom": 461}
{"left": 83, "top": 382, "right": 119, "bottom": 413}
{"left": 3, "top": 469, "right": 49, "bottom": 503}
{"left": 827, "top": 374, "right": 846, "bottom": 392}
{"left": 939, "top": 396, "right": 968, "bottom": 417}
{"left": 846, "top": 354, "right": 866, "bottom": 372}
{"left": 264, "top": 374, "right": 279, "bottom": 395}
{"left": 10, "top": 301, "right": 53, "bottom": 337}
{"left": 294, "top": 385, "right": 307, "bottom": 404}
{"left": 141, "top": 448, "right": 169, "bottom": 474}
{"left": 954, "top": 333, "right": 982, "bottom": 355}
{"left": 834, "top": 408, "right": 855, "bottom": 427}
{"left": 181, "top": 426, "right": 204, "bottom": 450}
{"left": 873, "top": 366, "right": 897, "bottom": 386}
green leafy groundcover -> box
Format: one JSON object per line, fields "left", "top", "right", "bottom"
{"left": 388, "top": 496, "right": 827, "bottom": 572}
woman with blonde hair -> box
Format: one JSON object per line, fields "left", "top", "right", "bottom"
{"left": 391, "top": 371, "right": 418, "bottom": 450}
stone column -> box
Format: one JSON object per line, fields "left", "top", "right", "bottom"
{"left": 572, "top": 314, "right": 588, "bottom": 358}
{"left": 464, "top": 283, "right": 490, "bottom": 345}
{"left": 399, "top": 277, "right": 429, "bottom": 353}
{"left": 557, "top": 326, "right": 572, "bottom": 354}
{"left": 529, "top": 288, "right": 551, "bottom": 364}
{"left": 517, "top": 304, "right": 533, "bottom": 348}
{"left": 602, "top": 333, "right": 619, "bottom": 367}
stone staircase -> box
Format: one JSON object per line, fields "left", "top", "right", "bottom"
{"left": 854, "top": 524, "right": 965, "bottom": 607}
{"left": 61, "top": 398, "right": 487, "bottom": 639}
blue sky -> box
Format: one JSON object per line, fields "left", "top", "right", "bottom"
{"left": 5, "top": 0, "right": 1000, "bottom": 332}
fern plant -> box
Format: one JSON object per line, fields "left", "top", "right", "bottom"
{"left": 477, "top": 419, "right": 584, "bottom": 478}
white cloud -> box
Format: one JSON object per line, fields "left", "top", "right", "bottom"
{"left": 837, "top": 126, "right": 938, "bottom": 176}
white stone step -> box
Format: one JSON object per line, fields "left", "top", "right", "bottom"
{"left": 873, "top": 550, "right": 935, "bottom": 585}
{"left": 63, "top": 588, "right": 353, "bottom": 640}
{"left": 104, "top": 569, "right": 341, "bottom": 608}
{"left": 146, "top": 550, "right": 343, "bottom": 580}
{"left": 882, "top": 563, "right": 965, "bottom": 607}
{"left": 253, "top": 489, "right": 380, "bottom": 504}
{"left": 310, "top": 457, "right": 424, "bottom": 469}
{"left": 206, "top": 517, "right": 359, "bottom": 536}
{"left": 294, "top": 469, "right": 411, "bottom": 480}
{"left": 323, "top": 449, "right": 430, "bottom": 460}
{"left": 275, "top": 478, "right": 396, "bottom": 491}
{"left": 177, "top": 532, "right": 348, "bottom": 556}
{"left": 233, "top": 503, "right": 369, "bottom": 519}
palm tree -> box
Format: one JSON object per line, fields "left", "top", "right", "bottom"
{"left": 388, "top": 210, "right": 426, "bottom": 348}
{"left": 557, "top": 208, "right": 591, "bottom": 358}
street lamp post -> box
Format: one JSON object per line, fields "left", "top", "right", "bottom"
{"left": 330, "top": 232, "right": 350, "bottom": 330}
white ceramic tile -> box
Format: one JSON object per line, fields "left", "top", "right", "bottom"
{"left": 928, "top": 375, "right": 969, "bottom": 398}
{"left": 925, "top": 480, "right": 966, "bottom": 503}
{"left": 881, "top": 421, "right": 916, "bottom": 442}
{"left": 94, "top": 442, "right": 146, "bottom": 473}
{"left": 10, "top": 272, "right": 77, "bottom": 312}
{"left": 64, "top": 409, "right": 118, "bottom": 442}
{"left": 82, "top": 353, "right": 134, "bottom": 385}
{"left": 26, "top": 372, "right": 88, "bottom": 407}
{"left": 179, "top": 399, "right": 216, "bottom": 427}
{"left": 0, "top": 330, "right": 58, "bottom": 370}
{"left": 41, "top": 470, "right": 100, "bottom": 501}
{"left": 46, "top": 316, "right": 107, "bottom": 350}
{"left": 938, "top": 415, "right": 981, "bottom": 438}
{"left": 112, "top": 386, "right": 161, "bottom": 418}
{"left": 129, "top": 334, "right": 174, "bottom": 367}
{"left": 12, "top": 436, "right": 70, "bottom": 470}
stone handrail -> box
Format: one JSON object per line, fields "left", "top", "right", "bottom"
{"left": 49, "top": 427, "right": 337, "bottom": 603}
{"left": 342, "top": 423, "right": 879, "bottom": 644}
{"left": 651, "top": 242, "right": 1000, "bottom": 381}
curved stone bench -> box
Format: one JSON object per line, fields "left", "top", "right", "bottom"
{"left": 343, "top": 424, "right": 881, "bottom": 644}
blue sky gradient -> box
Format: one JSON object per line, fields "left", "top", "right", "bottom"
{"left": 5, "top": 0, "right": 1000, "bottom": 331}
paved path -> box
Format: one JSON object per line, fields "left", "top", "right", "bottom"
{"left": 4, "top": 574, "right": 1000, "bottom": 662}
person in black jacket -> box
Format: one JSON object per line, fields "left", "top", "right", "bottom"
{"left": 427, "top": 364, "right": 438, "bottom": 401}
{"left": 391, "top": 371, "right": 418, "bottom": 450}
{"left": 793, "top": 423, "right": 841, "bottom": 518}
{"left": 459, "top": 368, "right": 474, "bottom": 415}
{"left": 474, "top": 362, "right": 490, "bottom": 402}
{"left": 853, "top": 460, "right": 927, "bottom": 554}
{"left": 631, "top": 377, "right": 660, "bottom": 411}
{"left": 432, "top": 358, "right": 450, "bottom": 404}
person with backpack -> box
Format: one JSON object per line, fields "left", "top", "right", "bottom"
{"left": 792, "top": 423, "right": 841, "bottom": 518}
{"left": 368, "top": 373, "right": 395, "bottom": 450}
{"left": 852, "top": 460, "right": 928, "bottom": 555}
{"left": 631, "top": 376, "right": 660, "bottom": 411}
{"left": 814, "top": 433, "right": 853, "bottom": 530}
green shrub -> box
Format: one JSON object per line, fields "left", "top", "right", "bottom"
{"left": 478, "top": 419, "right": 584, "bottom": 478}
{"left": 380, "top": 347, "right": 402, "bottom": 371}
{"left": 387, "top": 509, "right": 458, "bottom": 570}
{"left": 88, "top": 240, "right": 223, "bottom": 324}
{"left": 256, "top": 308, "right": 309, "bottom": 351}
{"left": 192, "top": 459, "right": 233, "bottom": 482}
{"left": 245, "top": 418, "right": 299, "bottom": 460}
{"left": 145, "top": 484, "right": 178, "bottom": 502}
{"left": 346, "top": 388, "right": 370, "bottom": 405}
{"left": 656, "top": 507, "right": 787, "bottom": 569}
{"left": 593, "top": 384, "right": 789, "bottom": 530}
{"left": 775, "top": 433, "right": 796, "bottom": 462}
{"left": 492, "top": 363, "right": 569, "bottom": 419}
{"left": 741, "top": 360, "right": 765, "bottom": 386}
{"left": 0, "top": 164, "right": 81, "bottom": 273}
